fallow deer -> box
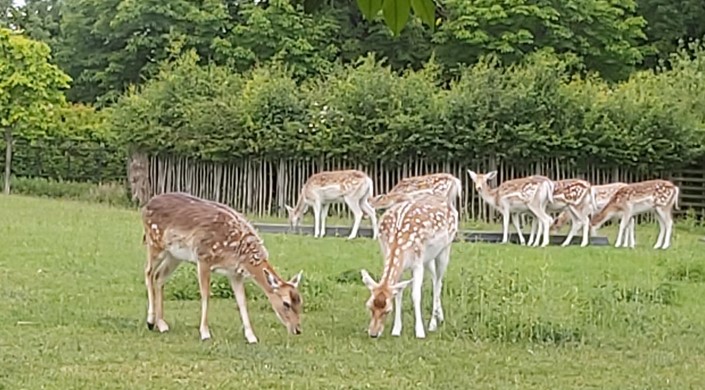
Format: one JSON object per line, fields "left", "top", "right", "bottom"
{"left": 285, "top": 169, "right": 378, "bottom": 240}
{"left": 590, "top": 180, "right": 679, "bottom": 249}
{"left": 467, "top": 170, "right": 554, "bottom": 247}
{"left": 526, "top": 179, "right": 595, "bottom": 247}
{"left": 142, "top": 192, "right": 304, "bottom": 343}
{"left": 552, "top": 182, "right": 632, "bottom": 240}
{"left": 360, "top": 193, "right": 458, "bottom": 339}
{"left": 370, "top": 173, "right": 462, "bottom": 211}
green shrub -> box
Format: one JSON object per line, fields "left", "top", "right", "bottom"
{"left": 111, "top": 46, "right": 705, "bottom": 170}
{"left": 1, "top": 177, "right": 131, "bottom": 207}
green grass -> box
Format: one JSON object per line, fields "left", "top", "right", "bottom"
{"left": 2, "top": 195, "right": 705, "bottom": 389}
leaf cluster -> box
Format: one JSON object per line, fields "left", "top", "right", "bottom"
{"left": 111, "top": 46, "right": 705, "bottom": 171}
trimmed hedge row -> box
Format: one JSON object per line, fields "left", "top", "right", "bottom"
{"left": 0, "top": 104, "right": 126, "bottom": 183}
{"left": 112, "top": 47, "right": 705, "bottom": 172}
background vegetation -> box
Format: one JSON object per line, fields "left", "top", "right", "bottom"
{"left": 1, "top": 0, "right": 705, "bottom": 188}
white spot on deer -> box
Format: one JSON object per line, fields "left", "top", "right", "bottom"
{"left": 150, "top": 223, "right": 159, "bottom": 231}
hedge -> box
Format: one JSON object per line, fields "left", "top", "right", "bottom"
{"left": 0, "top": 104, "right": 126, "bottom": 183}
{"left": 110, "top": 46, "right": 705, "bottom": 173}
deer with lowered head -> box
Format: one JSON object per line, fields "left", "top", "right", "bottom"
{"left": 590, "top": 179, "right": 680, "bottom": 249}
{"left": 360, "top": 193, "right": 458, "bottom": 339}
{"left": 285, "top": 169, "right": 378, "bottom": 239}
{"left": 141, "top": 192, "right": 304, "bottom": 343}
{"left": 551, "top": 182, "right": 633, "bottom": 242}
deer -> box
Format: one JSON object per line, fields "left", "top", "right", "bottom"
{"left": 589, "top": 179, "right": 680, "bottom": 249}
{"left": 141, "top": 192, "right": 304, "bottom": 343}
{"left": 525, "top": 178, "right": 595, "bottom": 247}
{"left": 551, "top": 182, "right": 632, "bottom": 240}
{"left": 370, "top": 173, "right": 462, "bottom": 211}
{"left": 467, "top": 170, "right": 555, "bottom": 247}
{"left": 360, "top": 193, "right": 458, "bottom": 339}
{"left": 285, "top": 169, "right": 378, "bottom": 240}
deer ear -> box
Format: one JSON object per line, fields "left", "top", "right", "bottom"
{"left": 360, "top": 269, "right": 378, "bottom": 290}
{"left": 263, "top": 269, "right": 280, "bottom": 290}
{"left": 284, "top": 205, "right": 294, "bottom": 214}
{"left": 288, "top": 270, "right": 303, "bottom": 288}
{"left": 466, "top": 170, "right": 477, "bottom": 181}
{"left": 486, "top": 171, "right": 498, "bottom": 181}
{"left": 390, "top": 279, "right": 412, "bottom": 295}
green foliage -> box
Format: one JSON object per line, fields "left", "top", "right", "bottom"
{"left": 434, "top": 0, "right": 647, "bottom": 81}
{"left": 113, "top": 47, "right": 705, "bottom": 171}
{"left": 0, "top": 176, "right": 130, "bottom": 206}
{"left": 0, "top": 104, "right": 126, "bottom": 182}
{"left": 0, "top": 28, "right": 70, "bottom": 128}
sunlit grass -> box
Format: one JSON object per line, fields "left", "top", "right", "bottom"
{"left": 1, "top": 195, "right": 705, "bottom": 389}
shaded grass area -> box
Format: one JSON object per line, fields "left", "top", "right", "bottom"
{"left": 2, "top": 195, "right": 705, "bottom": 389}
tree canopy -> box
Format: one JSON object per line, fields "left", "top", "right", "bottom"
{"left": 0, "top": 27, "right": 71, "bottom": 193}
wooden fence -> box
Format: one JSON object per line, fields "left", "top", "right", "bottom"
{"left": 133, "top": 154, "right": 705, "bottom": 223}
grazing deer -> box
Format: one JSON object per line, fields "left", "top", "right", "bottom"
{"left": 370, "top": 173, "right": 462, "bottom": 210}
{"left": 526, "top": 179, "right": 595, "bottom": 247}
{"left": 360, "top": 194, "right": 458, "bottom": 339}
{"left": 285, "top": 169, "right": 378, "bottom": 240}
{"left": 552, "top": 182, "right": 632, "bottom": 239}
{"left": 590, "top": 180, "right": 679, "bottom": 249}
{"left": 142, "top": 192, "right": 304, "bottom": 343}
{"left": 467, "top": 170, "right": 554, "bottom": 247}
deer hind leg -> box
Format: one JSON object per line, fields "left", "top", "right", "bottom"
{"left": 196, "top": 261, "right": 213, "bottom": 340}
{"left": 660, "top": 207, "right": 674, "bottom": 249}
{"left": 360, "top": 197, "right": 379, "bottom": 240}
{"left": 429, "top": 245, "right": 451, "bottom": 332}
{"left": 144, "top": 246, "right": 163, "bottom": 330}
{"left": 319, "top": 203, "right": 331, "bottom": 238}
{"left": 153, "top": 255, "right": 181, "bottom": 333}
{"left": 527, "top": 203, "right": 552, "bottom": 247}
{"left": 230, "top": 274, "right": 259, "bottom": 344}
{"left": 346, "top": 196, "right": 364, "bottom": 240}
{"left": 653, "top": 207, "right": 673, "bottom": 249}
{"left": 627, "top": 217, "right": 636, "bottom": 248}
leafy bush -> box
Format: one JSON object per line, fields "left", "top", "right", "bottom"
{"left": 0, "top": 104, "right": 125, "bottom": 183}
{"left": 112, "top": 46, "right": 705, "bottom": 170}
{"left": 0, "top": 176, "right": 130, "bottom": 206}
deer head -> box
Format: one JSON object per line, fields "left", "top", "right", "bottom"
{"left": 467, "top": 169, "right": 497, "bottom": 192}
{"left": 284, "top": 204, "right": 305, "bottom": 230}
{"left": 360, "top": 269, "right": 412, "bottom": 338}
{"left": 263, "top": 268, "right": 304, "bottom": 335}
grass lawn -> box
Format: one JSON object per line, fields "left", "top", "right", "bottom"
{"left": 2, "top": 195, "right": 705, "bottom": 389}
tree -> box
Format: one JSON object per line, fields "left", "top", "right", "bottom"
{"left": 0, "top": 28, "right": 71, "bottom": 194}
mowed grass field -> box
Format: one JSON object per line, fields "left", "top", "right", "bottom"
{"left": 2, "top": 195, "right": 705, "bottom": 389}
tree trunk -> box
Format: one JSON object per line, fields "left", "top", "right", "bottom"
{"left": 4, "top": 126, "right": 11, "bottom": 195}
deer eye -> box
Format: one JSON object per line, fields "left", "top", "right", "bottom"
{"left": 283, "top": 301, "right": 291, "bottom": 310}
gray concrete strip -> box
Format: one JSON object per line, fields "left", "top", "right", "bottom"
{"left": 252, "top": 223, "right": 610, "bottom": 246}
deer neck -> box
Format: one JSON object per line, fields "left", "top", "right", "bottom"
{"left": 293, "top": 189, "right": 309, "bottom": 217}
{"left": 245, "top": 260, "right": 282, "bottom": 294}
{"left": 479, "top": 184, "right": 500, "bottom": 209}
{"left": 590, "top": 206, "right": 615, "bottom": 230}
{"left": 378, "top": 244, "right": 406, "bottom": 287}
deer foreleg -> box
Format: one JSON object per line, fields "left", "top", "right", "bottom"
{"left": 197, "top": 261, "right": 212, "bottom": 340}
{"left": 411, "top": 264, "right": 426, "bottom": 339}
{"left": 230, "top": 274, "right": 259, "bottom": 344}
